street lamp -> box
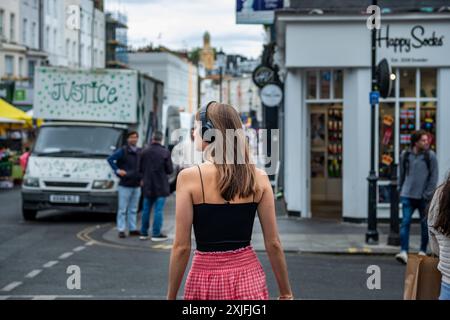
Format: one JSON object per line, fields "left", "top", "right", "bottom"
{"left": 366, "top": 0, "right": 379, "bottom": 245}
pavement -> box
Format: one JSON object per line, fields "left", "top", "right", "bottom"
{"left": 97, "top": 193, "right": 422, "bottom": 255}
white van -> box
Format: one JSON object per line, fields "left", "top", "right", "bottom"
{"left": 21, "top": 67, "right": 163, "bottom": 220}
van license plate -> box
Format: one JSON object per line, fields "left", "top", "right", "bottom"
{"left": 49, "top": 195, "right": 80, "bottom": 203}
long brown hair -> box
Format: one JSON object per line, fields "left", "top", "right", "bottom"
{"left": 196, "top": 103, "right": 256, "bottom": 201}
{"left": 435, "top": 176, "right": 450, "bottom": 236}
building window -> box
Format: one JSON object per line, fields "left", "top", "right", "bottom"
{"left": 28, "top": 60, "right": 36, "bottom": 80}
{"left": 377, "top": 68, "right": 438, "bottom": 203}
{"left": 53, "top": 0, "right": 57, "bottom": 18}
{"left": 31, "top": 22, "right": 37, "bottom": 48}
{"left": 45, "top": 26, "right": 49, "bottom": 50}
{"left": 65, "top": 39, "right": 70, "bottom": 58}
{"left": 19, "top": 57, "right": 24, "bottom": 77}
{"left": 5, "top": 55, "right": 14, "bottom": 77}
{"left": 10, "top": 13, "right": 15, "bottom": 42}
{"left": 0, "top": 10, "right": 4, "bottom": 38}
{"left": 22, "top": 18, "right": 28, "bottom": 46}
{"left": 306, "top": 70, "right": 343, "bottom": 101}
{"left": 53, "top": 28, "right": 57, "bottom": 52}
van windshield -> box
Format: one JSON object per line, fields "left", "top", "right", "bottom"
{"left": 33, "top": 126, "right": 125, "bottom": 157}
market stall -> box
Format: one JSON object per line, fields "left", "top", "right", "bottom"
{"left": 0, "top": 99, "right": 34, "bottom": 188}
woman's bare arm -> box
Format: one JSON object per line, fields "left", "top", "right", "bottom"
{"left": 256, "top": 169, "right": 293, "bottom": 299}
{"left": 167, "top": 169, "right": 194, "bottom": 300}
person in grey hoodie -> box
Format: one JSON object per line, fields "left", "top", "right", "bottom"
{"left": 428, "top": 176, "right": 450, "bottom": 300}
{"left": 395, "top": 130, "right": 438, "bottom": 264}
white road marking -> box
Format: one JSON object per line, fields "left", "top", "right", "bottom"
{"left": 73, "top": 246, "right": 86, "bottom": 252}
{"left": 43, "top": 261, "right": 59, "bottom": 268}
{"left": 86, "top": 241, "right": 96, "bottom": 246}
{"left": 25, "top": 269, "right": 42, "bottom": 279}
{"left": 32, "top": 295, "right": 57, "bottom": 300}
{"left": 1, "top": 282, "right": 23, "bottom": 292}
{"left": 59, "top": 252, "right": 73, "bottom": 260}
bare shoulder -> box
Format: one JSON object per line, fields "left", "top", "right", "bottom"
{"left": 178, "top": 166, "right": 199, "bottom": 181}
{"left": 255, "top": 168, "right": 271, "bottom": 187}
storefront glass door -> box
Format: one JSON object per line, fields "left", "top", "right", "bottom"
{"left": 306, "top": 70, "right": 344, "bottom": 219}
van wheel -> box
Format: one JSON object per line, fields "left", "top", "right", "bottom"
{"left": 22, "top": 208, "right": 38, "bottom": 221}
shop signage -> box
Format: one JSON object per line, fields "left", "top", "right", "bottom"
{"left": 260, "top": 83, "right": 283, "bottom": 107}
{"left": 376, "top": 25, "right": 444, "bottom": 53}
{"left": 14, "top": 89, "right": 26, "bottom": 101}
{"left": 236, "top": 0, "right": 284, "bottom": 25}
{"left": 369, "top": 91, "right": 380, "bottom": 105}
{"left": 252, "top": 65, "right": 275, "bottom": 88}
{"left": 377, "top": 23, "right": 450, "bottom": 67}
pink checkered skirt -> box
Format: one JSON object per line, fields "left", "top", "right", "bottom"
{"left": 183, "top": 245, "right": 269, "bottom": 300}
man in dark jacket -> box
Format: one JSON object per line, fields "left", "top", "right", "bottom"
{"left": 395, "top": 130, "right": 438, "bottom": 264}
{"left": 107, "top": 131, "right": 142, "bottom": 238}
{"left": 139, "top": 131, "right": 173, "bottom": 241}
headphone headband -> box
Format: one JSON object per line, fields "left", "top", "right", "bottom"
{"left": 200, "top": 101, "right": 217, "bottom": 143}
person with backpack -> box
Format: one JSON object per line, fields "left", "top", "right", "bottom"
{"left": 107, "top": 131, "right": 142, "bottom": 238}
{"left": 395, "top": 130, "right": 438, "bottom": 264}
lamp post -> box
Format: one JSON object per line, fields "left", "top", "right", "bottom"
{"left": 366, "top": 0, "right": 379, "bottom": 245}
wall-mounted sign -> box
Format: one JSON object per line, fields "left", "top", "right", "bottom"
{"left": 252, "top": 65, "right": 275, "bottom": 88}
{"left": 260, "top": 83, "right": 283, "bottom": 107}
{"left": 377, "top": 23, "right": 450, "bottom": 67}
{"left": 236, "top": 0, "right": 284, "bottom": 25}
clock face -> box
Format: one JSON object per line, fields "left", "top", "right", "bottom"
{"left": 260, "top": 84, "right": 283, "bottom": 107}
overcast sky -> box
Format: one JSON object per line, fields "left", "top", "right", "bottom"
{"left": 105, "top": 0, "right": 266, "bottom": 59}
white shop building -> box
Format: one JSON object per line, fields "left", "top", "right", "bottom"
{"left": 275, "top": 12, "right": 450, "bottom": 221}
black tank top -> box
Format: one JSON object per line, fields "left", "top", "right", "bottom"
{"left": 193, "top": 165, "right": 258, "bottom": 252}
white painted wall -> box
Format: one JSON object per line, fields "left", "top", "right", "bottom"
{"left": 283, "top": 70, "right": 308, "bottom": 216}
{"left": 129, "top": 52, "right": 198, "bottom": 113}
{"left": 342, "top": 68, "right": 371, "bottom": 220}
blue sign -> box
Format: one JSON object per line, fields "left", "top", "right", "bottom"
{"left": 370, "top": 91, "right": 380, "bottom": 105}
{"left": 236, "top": 0, "right": 284, "bottom": 25}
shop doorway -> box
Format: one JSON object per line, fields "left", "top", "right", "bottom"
{"left": 309, "top": 104, "right": 343, "bottom": 219}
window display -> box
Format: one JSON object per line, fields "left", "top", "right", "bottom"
{"left": 420, "top": 102, "right": 437, "bottom": 151}
{"left": 400, "top": 69, "right": 416, "bottom": 97}
{"left": 327, "top": 107, "right": 342, "bottom": 178}
{"left": 379, "top": 103, "right": 395, "bottom": 180}
{"left": 399, "top": 102, "right": 416, "bottom": 155}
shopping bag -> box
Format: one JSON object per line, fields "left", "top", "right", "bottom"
{"left": 403, "top": 254, "right": 441, "bottom": 300}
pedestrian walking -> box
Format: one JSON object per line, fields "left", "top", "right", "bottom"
{"left": 167, "top": 102, "right": 293, "bottom": 300}
{"left": 428, "top": 175, "right": 450, "bottom": 300}
{"left": 139, "top": 131, "right": 173, "bottom": 242}
{"left": 396, "top": 130, "right": 438, "bottom": 264}
{"left": 107, "top": 131, "right": 142, "bottom": 238}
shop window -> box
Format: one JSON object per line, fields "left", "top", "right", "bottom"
{"left": 399, "top": 101, "right": 416, "bottom": 155}
{"left": 307, "top": 71, "right": 317, "bottom": 99}
{"left": 379, "top": 103, "right": 395, "bottom": 180}
{"left": 320, "top": 71, "right": 331, "bottom": 99}
{"left": 420, "top": 69, "right": 437, "bottom": 98}
{"left": 420, "top": 102, "right": 437, "bottom": 152}
{"left": 400, "top": 69, "right": 416, "bottom": 98}
{"left": 333, "top": 70, "right": 343, "bottom": 99}
{"left": 327, "top": 107, "right": 343, "bottom": 178}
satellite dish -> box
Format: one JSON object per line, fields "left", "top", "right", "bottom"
{"left": 377, "top": 58, "right": 392, "bottom": 98}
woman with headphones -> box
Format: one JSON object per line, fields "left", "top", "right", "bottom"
{"left": 167, "top": 101, "right": 293, "bottom": 300}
